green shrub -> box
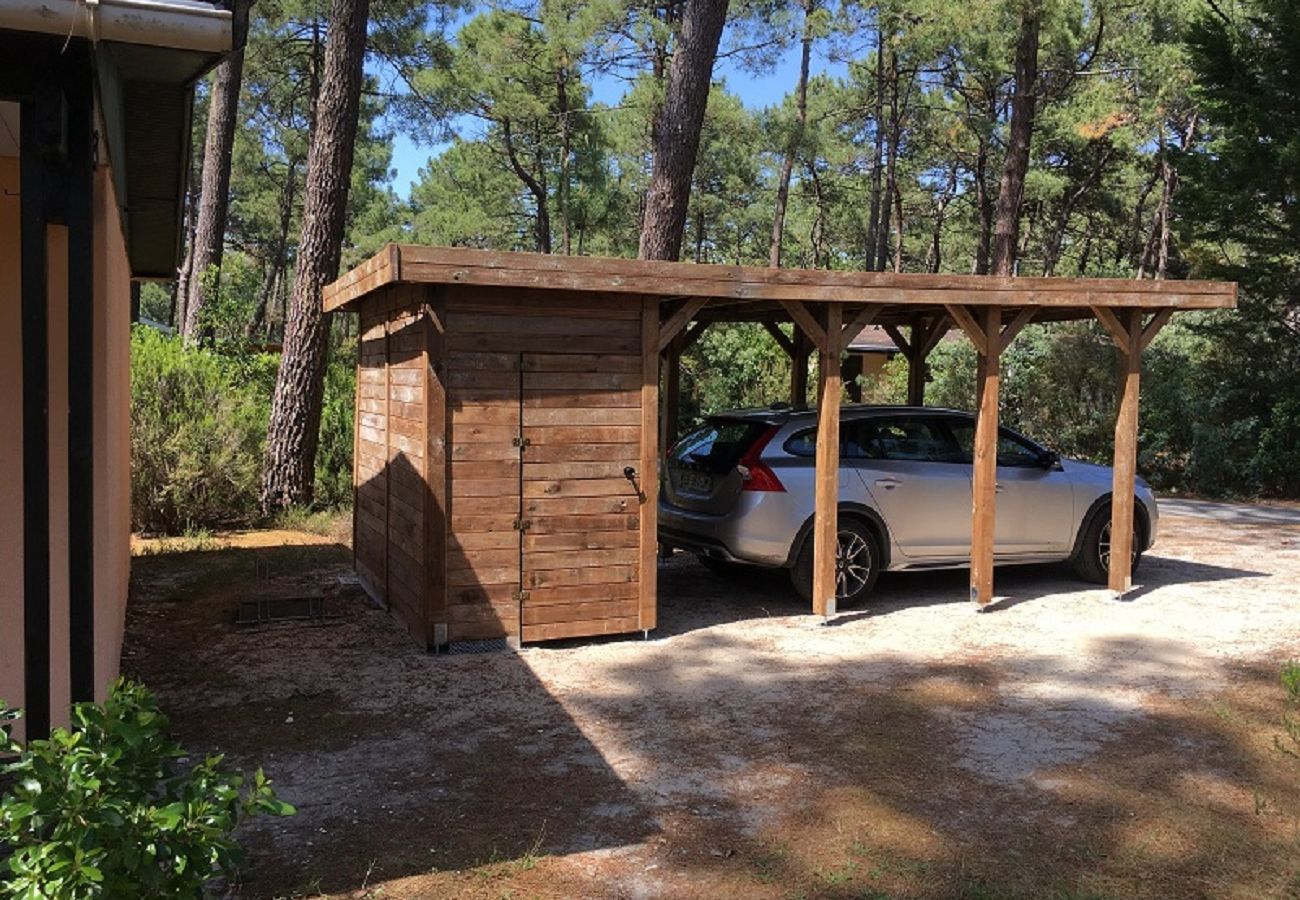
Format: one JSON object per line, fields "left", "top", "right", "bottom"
{"left": 130, "top": 327, "right": 272, "bottom": 534}
{"left": 131, "top": 326, "right": 356, "bottom": 533}
{"left": 315, "top": 345, "right": 357, "bottom": 508}
{"left": 0, "top": 680, "right": 292, "bottom": 898}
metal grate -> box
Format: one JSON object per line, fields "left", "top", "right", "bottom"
{"left": 235, "top": 596, "right": 328, "bottom": 628}
{"left": 445, "top": 638, "right": 511, "bottom": 655}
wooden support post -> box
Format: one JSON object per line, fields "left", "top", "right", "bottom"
{"left": 640, "top": 297, "right": 661, "bottom": 631}
{"left": 791, "top": 328, "right": 811, "bottom": 409}
{"left": 812, "top": 303, "right": 843, "bottom": 617}
{"left": 969, "top": 306, "right": 1001, "bottom": 606}
{"left": 1108, "top": 308, "right": 1143, "bottom": 596}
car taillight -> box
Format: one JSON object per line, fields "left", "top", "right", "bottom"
{"left": 737, "top": 425, "right": 785, "bottom": 492}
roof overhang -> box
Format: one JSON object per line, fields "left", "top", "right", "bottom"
{"left": 324, "top": 245, "right": 1238, "bottom": 325}
{"left": 0, "top": 0, "right": 242, "bottom": 278}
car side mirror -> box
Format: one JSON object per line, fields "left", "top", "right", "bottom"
{"left": 1041, "top": 450, "right": 1061, "bottom": 470}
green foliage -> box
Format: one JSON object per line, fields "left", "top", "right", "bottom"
{"left": 130, "top": 326, "right": 274, "bottom": 534}
{"left": 1277, "top": 661, "right": 1300, "bottom": 762}
{"left": 315, "top": 342, "right": 357, "bottom": 508}
{"left": 131, "top": 327, "right": 354, "bottom": 533}
{"left": 0, "top": 680, "right": 293, "bottom": 899}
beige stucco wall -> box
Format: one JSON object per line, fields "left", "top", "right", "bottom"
{"left": 93, "top": 164, "right": 132, "bottom": 704}
{"left": 0, "top": 134, "right": 133, "bottom": 739}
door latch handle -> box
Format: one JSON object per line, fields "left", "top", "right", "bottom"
{"left": 623, "top": 466, "right": 646, "bottom": 503}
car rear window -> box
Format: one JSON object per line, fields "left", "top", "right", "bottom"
{"left": 670, "top": 420, "right": 770, "bottom": 474}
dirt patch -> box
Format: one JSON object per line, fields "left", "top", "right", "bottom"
{"left": 122, "top": 510, "right": 1300, "bottom": 898}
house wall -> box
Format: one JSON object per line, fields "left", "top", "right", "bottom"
{"left": 0, "top": 131, "right": 133, "bottom": 739}
{"left": 92, "top": 163, "right": 132, "bottom": 703}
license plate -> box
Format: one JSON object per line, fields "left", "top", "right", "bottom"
{"left": 677, "top": 469, "right": 713, "bottom": 493}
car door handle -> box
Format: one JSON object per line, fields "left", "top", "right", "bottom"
{"left": 995, "top": 482, "right": 1005, "bottom": 492}
{"left": 874, "top": 478, "right": 901, "bottom": 489}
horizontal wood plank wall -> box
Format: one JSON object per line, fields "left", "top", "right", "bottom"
{"left": 423, "top": 287, "right": 449, "bottom": 648}
{"left": 355, "top": 295, "right": 390, "bottom": 601}
{"left": 445, "top": 341, "right": 522, "bottom": 641}
{"left": 384, "top": 287, "right": 429, "bottom": 643}
{"left": 443, "top": 286, "right": 645, "bottom": 644}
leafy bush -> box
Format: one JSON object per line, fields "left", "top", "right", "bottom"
{"left": 315, "top": 346, "right": 357, "bottom": 508}
{"left": 131, "top": 326, "right": 355, "bottom": 533}
{"left": 0, "top": 680, "right": 292, "bottom": 898}
{"left": 130, "top": 327, "right": 272, "bottom": 534}
{"left": 1278, "top": 660, "right": 1300, "bottom": 761}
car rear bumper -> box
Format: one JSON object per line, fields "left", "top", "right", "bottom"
{"left": 658, "top": 496, "right": 796, "bottom": 567}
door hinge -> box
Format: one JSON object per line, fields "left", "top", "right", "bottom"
{"left": 512, "top": 589, "right": 531, "bottom": 602}
{"left": 512, "top": 517, "right": 532, "bottom": 531}
{"left": 512, "top": 436, "right": 531, "bottom": 449}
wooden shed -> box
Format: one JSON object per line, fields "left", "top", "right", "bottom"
{"left": 324, "top": 244, "right": 1236, "bottom": 650}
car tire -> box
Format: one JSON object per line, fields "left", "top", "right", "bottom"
{"left": 1072, "top": 503, "right": 1143, "bottom": 584}
{"left": 790, "top": 519, "right": 881, "bottom": 609}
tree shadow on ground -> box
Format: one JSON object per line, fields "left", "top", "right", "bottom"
{"left": 125, "top": 535, "right": 1299, "bottom": 899}
{"left": 125, "top": 541, "right": 655, "bottom": 897}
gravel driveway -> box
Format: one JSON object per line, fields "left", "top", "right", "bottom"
{"left": 124, "top": 503, "right": 1300, "bottom": 898}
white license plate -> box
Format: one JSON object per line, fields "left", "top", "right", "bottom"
{"left": 677, "top": 470, "right": 713, "bottom": 493}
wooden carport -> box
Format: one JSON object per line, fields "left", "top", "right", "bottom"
{"left": 326, "top": 245, "right": 1236, "bottom": 641}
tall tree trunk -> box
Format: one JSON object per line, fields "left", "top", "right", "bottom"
{"left": 182, "top": 50, "right": 246, "bottom": 341}
{"left": 864, "top": 22, "right": 886, "bottom": 271}
{"left": 926, "top": 166, "right": 957, "bottom": 274}
{"left": 639, "top": 0, "right": 730, "bottom": 261}
{"left": 991, "top": 9, "right": 1040, "bottom": 276}
{"left": 768, "top": 0, "right": 814, "bottom": 268}
{"left": 261, "top": 0, "right": 370, "bottom": 512}
{"left": 174, "top": 154, "right": 203, "bottom": 329}
{"left": 807, "top": 162, "right": 826, "bottom": 268}
{"left": 502, "top": 119, "right": 551, "bottom": 253}
{"left": 1042, "top": 145, "right": 1113, "bottom": 276}
{"left": 973, "top": 130, "right": 993, "bottom": 274}
{"left": 556, "top": 60, "right": 572, "bottom": 255}
{"left": 248, "top": 158, "right": 300, "bottom": 339}
{"left": 875, "top": 47, "right": 900, "bottom": 271}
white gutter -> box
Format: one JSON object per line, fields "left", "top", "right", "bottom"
{"left": 0, "top": 0, "right": 231, "bottom": 54}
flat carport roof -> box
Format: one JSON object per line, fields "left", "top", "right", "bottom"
{"left": 326, "top": 244, "right": 1237, "bottom": 616}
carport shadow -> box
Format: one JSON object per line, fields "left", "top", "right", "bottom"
{"left": 657, "top": 551, "right": 1272, "bottom": 632}
{"left": 1117, "top": 554, "right": 1269, "bottom": 602}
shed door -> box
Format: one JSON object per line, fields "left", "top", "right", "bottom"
{"left": 518, "top": 353, "right": 643, "bottom": 641}
{"left": 447, "top": 351, "right": 523, "bottom": 640}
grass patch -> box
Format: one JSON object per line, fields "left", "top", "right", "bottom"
{"left": 132, "top": 528, "right": 222, "bottom": 556}
{"left": 271, "top": 505, "right": 352, "bottom": 539}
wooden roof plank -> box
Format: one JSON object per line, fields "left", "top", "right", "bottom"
{"left": 322, "top": 244, "right": 1237, "bottom": 317}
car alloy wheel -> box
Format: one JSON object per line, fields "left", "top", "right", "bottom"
{"left": 836, "top": 529, "right": 874, "bottom": 600}
{"left": 1097, "top": 520, "right": 1140, "bottom": 571}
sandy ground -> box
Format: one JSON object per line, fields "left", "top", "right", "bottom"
{"left": 123, "top": 508, "right": 1300, "bottom": 899}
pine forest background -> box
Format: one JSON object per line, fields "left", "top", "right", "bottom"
{"left": 130, "top": 0, "right": 1300, "bottom": 534}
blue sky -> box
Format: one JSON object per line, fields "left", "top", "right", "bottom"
{"left": 383, "top": 43, "right": 844, "bottom": 199}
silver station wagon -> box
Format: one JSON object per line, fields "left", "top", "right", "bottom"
{"left": 658, "top": 405, "right": 1157, "bottom": 605}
